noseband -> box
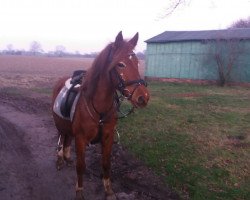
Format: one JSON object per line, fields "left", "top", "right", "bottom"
{"left": 109, "top": 48, "right": 147, "bottom": 99}
{"left": 115, "top": 73, "right": 147, "bottom": 100}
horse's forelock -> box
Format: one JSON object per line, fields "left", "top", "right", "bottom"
{"left": 107, "top": 40, "right": 135, "bottom": 71}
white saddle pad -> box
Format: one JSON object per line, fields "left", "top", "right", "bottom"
{"left": 53, "top": 78, "right": 80, "bottom": 121}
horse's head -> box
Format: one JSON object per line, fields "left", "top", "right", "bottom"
{"left": 109, "top": 31, "right": 149, "bottom": 108}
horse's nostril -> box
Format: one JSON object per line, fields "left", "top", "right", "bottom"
{"left": 137, "top": 96, "right": 146, "bottom": 105}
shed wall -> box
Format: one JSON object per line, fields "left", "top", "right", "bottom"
{"left": 145, "top": 40, "right": 250, "bottom": 82}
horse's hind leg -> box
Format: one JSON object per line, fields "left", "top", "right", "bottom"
{"left": 63, "top": 134, "right": 73, "bottom": 166}
{"left": 56, "top": 134, "right": 65, "bottom": 170}
{"left": 56, "top": 133, "right": 73, "bottom": 170}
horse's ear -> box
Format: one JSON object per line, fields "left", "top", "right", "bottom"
{"left": 129, "top": 32, "right": 139, "bottom": 47}
{"left": 114, "top": 31, "right": 123, "bottom": 49}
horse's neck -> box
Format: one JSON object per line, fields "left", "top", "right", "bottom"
{"left": 91, "top": 76, "right": 114, "bottom": 113}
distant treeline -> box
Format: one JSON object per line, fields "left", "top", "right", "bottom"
{"left": 0, "top": 49, "right": 145, "bottom": 59}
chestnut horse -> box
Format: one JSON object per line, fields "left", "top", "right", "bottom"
{"left": 52, "top": 31, "right": 149, "bottom": 199}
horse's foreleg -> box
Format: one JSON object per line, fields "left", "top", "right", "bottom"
{"left": 75, "top": 134, "right": 86, "bottom": 200}
{"left": 101, "top": 128, "right": 116, "bottom": 198}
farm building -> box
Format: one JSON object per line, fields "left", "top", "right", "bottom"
{"left": 145, "top": 28, "right": 250, "bottom": 84}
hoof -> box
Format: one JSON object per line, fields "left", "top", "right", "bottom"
{"left": 106, "top": 194, "right": 117, "bottom": 200}
{"left": 75, "top": 190, "right": 85, "bottom": 200}
{"left": 56, "top": 157, "right": 64, "bottom": 170}
{"left": 103, "top": 178, "right": 115, "bottom": 199}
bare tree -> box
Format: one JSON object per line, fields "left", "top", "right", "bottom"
{"left": 229, "top": 17, "right": 250, "bottom": 28}
{"left": 162, "top": 0, "right": 188, "bottom": 17}
{"left": 30, "top": 41, "right": 43, "bottom": 55}
{"left": 55, "top": 45, "right": 66, "bottom": 57}
{"left": 206, "top": 38, "right": 244, "bottom": 86}
{"left": 5, "top": 44, "right": 14, "bottom": 54}
{"left": 6, "top": 44, "right": 13, "bottom": 51}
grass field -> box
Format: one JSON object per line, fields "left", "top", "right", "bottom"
{"left": 118, "top": 82, "right": 250, "bottom": 200}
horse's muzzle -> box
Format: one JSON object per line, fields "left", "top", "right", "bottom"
{"left": 134, "top": 93, "right": 149, "bottom": 108}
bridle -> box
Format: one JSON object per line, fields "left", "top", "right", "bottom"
{"left": 109, "top": 52, "right": 148, "bottom": 118}
{"left": 111, "top": 52, "right": 147, "bottom": 100}
{"left": 115, "top": 72, "right": 147, "bottom": 100}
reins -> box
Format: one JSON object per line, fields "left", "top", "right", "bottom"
{"left": 81, "top": 89, "right": 134, "bottom": 145}
{"left": 114, "top": 92, "right": 135, "bottom": 119}
{"left": 113, "top": 68, "right": 147, "bottom": 100}
{"left": 82, "top": 89, "right": 134, "bottom": 125}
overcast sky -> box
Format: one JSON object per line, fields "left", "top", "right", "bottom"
{"left": 0, "top": 0, "right": 249, "bottom": 53}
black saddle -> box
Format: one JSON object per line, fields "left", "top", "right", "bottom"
{"left": 60, "top": 70, "right": 86, "bottom": 118}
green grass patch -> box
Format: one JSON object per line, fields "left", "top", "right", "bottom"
{"left": 118, "top": 82, "right": 250, "bottom": 200}
{"left": 0, "top": 87, "right": 24, "bottom": 96}
{"left": 31, "top": 87, "right": 52, "bottom": 95}
{"left": 0, "top": 87, "right": 52, "bottom": 96}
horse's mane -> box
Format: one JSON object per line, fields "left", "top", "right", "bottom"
{"left": 82, "top": 43, "right": 113, "bottom": 100}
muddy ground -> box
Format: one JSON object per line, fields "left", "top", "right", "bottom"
{"left": 0, "top": 58, "right": 179, "bottom": 200}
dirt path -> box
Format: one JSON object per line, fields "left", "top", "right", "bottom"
{"left": 0, "top": 89, "right": 179, "bottom": 200}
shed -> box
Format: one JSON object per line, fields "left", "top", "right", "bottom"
{"left": 145, "top": 29, "right": 250, "bottom": 83}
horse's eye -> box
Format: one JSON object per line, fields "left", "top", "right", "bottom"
{"left": 117, "top": 62, "right": 126, "bottom": 68}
